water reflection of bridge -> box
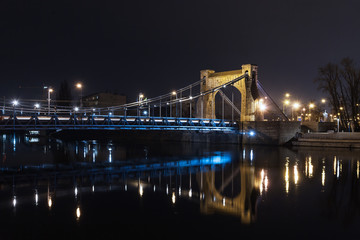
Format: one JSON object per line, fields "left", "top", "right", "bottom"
{"left": 1, "top": 151, "right": 260, "bottom": 224}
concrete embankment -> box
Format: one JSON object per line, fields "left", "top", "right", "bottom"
{"left": 292, "top": 132, "right": 360, "bottom": 148}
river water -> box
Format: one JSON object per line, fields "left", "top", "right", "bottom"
{"left": 0, "top": 133, "right": 359, "bottom": 239}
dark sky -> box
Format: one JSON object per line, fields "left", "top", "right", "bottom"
{"left": 1, "top": 0, "right": 360, "bottom": 104}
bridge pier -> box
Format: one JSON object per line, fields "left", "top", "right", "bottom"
{"left": 241, "top": 121, "right": 301, "bottom": 145}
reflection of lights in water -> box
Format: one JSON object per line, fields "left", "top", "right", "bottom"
{"left": 12, "top": 196, "right": 16, "bottom": 207}
{"left": 48, "top": 197, "right": 52, "bottom": 208}
{"left": 74, "top": 187, "right": 78, "bottom": 198}
{"left": 260, "top": 169, "right": 269, "bottom": 194}
{"left": 189, "top": 188, "right": 192, "bottom": 198}
{"left": 178, "top": 187, "right": 181, "bottom": 196}
{"left": 76, "top": 206, "right": 81, "bottom": 220}
{"left": 29, "top": 138, "right": 39, "bottom": 143}
{"left": 294, "top": 164, "right": 299, "bottom": 185}
{"left": 13, "top": 136, "right": 16, "bottom": 152}
{"left": 250, "top": 149, "right": 253, "bottom": 161}
{"left": 92, "top": 149, "right": 96, "bottom": 163}
{"left": 222, "top": 197, "right": 226, "bottom": 206}
{"left": 322, "top": 166, "right": 326, "bottom": 187}
{"left": 35, "top": 190, "right": 38, "bottom": 206}
{"left": 166, "top": 184, "right": 169, "bottom": 195}
{"left": 125, "top": 184, "right": 127, "bottom": 191}
{"left": 83, "top": 146, "right": 87, "bottom": 159}
{"left": 285, "top": 159, "right": 289, "bottom": 194}
{"left": 92, "top": 185, "right": 95, "bottom": 192}
{"left": 357, "top": 161, "right": 359, "bottom": 179}
{"left": 305, "top": 156, "right": 313, "bottom": 178}
{"left": 108, "top": 147, "right": 112, "bottom": 163}
{"left": 333, "top": 156, "right": 337, "bottom": 175}
{"left": 139, "top": 184, "right": 143, "bottom": 197}
{"left": 172, "top": 192, "right": 176, "bottom": 204}
{"left": 264, "top": 175, "right": 268, "bottom": 191}
{"left": 243, "top": 149, "right": 246, "bottom": 159}
{"left": 153, "top": 185, "right": 156, "bottom": 192}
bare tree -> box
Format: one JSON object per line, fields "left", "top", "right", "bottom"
{"left": 314, "top": 58, "right": 360, "bottom": 131}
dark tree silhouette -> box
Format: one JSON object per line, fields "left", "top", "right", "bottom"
{"left": 57, "top": 79, "right": 73, "bottom": 107}
{"left": 314, "top": 58, "right": 360, "bottom": 131}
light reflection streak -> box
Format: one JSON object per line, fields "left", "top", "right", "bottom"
{"left": 322, "top": 166, "right": 325, "bottom": 187}
{"left": 172, "top": 192, "right": 176, "bottom": 204}
{"left": 35, "top": 189, "right": 38, "bottom": 206}
{"left": 108, "top": 147, "right": 112, "bottom": 163}
{"left": 260, "top": 169, "right": 268, "bottom": 194}
{"left": 285, "top": 158, "right": 289, "bottom": 194}
{"left": 305, "top": 156, "right": 313, "bottom": 178}
{"left": 294, "top": 164, "right": 299, "bottom": 185}
{"left": 139, "top": 184, "right": 143, "bottom": 197}
{"left": 48, "top": 197, "right": 52, "bottom": 208}
{"left": 76, "top": 206, "right": 81, "bottom": 220}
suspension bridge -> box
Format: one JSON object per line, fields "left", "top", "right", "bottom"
{"left": 0, "top": 64, "right": 291, "bottom": 143}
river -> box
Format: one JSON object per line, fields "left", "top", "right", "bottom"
{"left": 0, "top": 133, "right": 359, "bottom": 239}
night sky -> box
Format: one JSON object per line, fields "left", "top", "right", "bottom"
{"left": 1, "top": 0, "right": 360, "bottom": 104}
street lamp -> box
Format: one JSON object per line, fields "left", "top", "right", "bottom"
{"left": 309, "top": 102, "right": 315, "bottom": 121}
{"left": 283, "top": 99, "right": 290, "bottom": 116}
{"left": 47, "top": 88, "right": 53, "bottom": 115}
{"left": 34, "top": 103, "right": 40, "bottom": 115}
{"left": 12, "top": 100, "right": 19, "bottom": 107}
{"left": 292, "top": 102, "right": 300, "bottom": 121}
{"left": 76, "top": 83, "right": 83, "bottom": 107}
{"left": 138, "top": 93, "right": 144, "bottom": 117}
{"left": 171, "top": 91, "right": 177, "bottom": 117}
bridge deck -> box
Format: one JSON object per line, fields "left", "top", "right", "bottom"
{"left": 0, "top": 114, "right": 238, "bottom": 131}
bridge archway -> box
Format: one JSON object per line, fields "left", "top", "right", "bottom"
{"left": 197, "top": 64, "right": 261, "bottom": 121}
{"left": 214, "top": 85, "right": 241, "bottom": 120}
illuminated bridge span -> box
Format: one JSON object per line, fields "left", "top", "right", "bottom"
{"left": 0, "top": 64, "right": 286, "bottom": 132}
{"left": 0, "top": 115, "right": 236, "bottom": 131}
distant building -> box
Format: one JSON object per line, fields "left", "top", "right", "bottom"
{"left": 82, "top": 92, "right": 126, "bottom": 114}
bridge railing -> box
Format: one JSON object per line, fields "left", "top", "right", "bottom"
{"left": 0, "top": 114, "right": 238, "bottom": 131}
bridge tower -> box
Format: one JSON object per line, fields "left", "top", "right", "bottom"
{"left": 197, "top": 64, "right": 262, "bottom": 121}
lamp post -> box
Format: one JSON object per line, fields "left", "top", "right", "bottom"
{"left": 12, "top": 100, "right": 18, "bottom": 115}
{"left": 47, "top": 88, "right": 53, "bottom": 115}
{"left": 138, "top": 93, "right": 144, "bottom": 117}
{"left": 309, "top": 103, "right": 315, "bottom": 121}
{"left": 292, "top": 102, "right": 300, "bottom": 121}
{"left": 12, "top": 100, "right": 18, "bottom": 127}
{"left": 283, "top": 99, "right": 290, "bottom": 116}
{"left": 171, "top": 91, "right": 177, "bottom": 117}
{"left": 76, "top": 83, "right": 83, "bottom": 107}
{"left": 34, "top": 103, "right": 40, "bottom": 115}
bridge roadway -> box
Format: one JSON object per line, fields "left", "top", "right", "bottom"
{"left": 0, "top": 114, "right": 238, "bottom": 132}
